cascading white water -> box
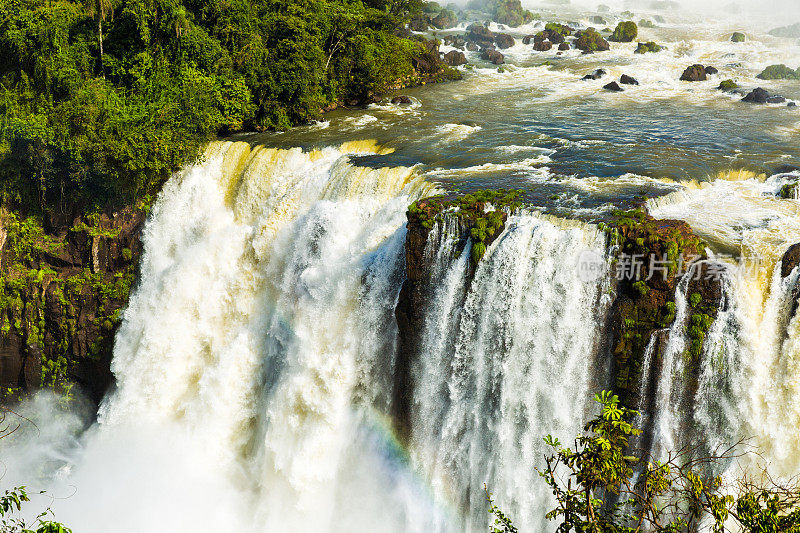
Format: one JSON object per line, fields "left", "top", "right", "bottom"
{"left": 645, "top": 172, "right": 800, "bottom": 477}
{"left": 408, "top": 212, "right": 612, "bottom": 532}
{"left": 3, "top": 140, "right": 616, "bottom": 533}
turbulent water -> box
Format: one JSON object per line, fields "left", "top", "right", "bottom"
{"left": 5, "top": 1, "right": 800, "bottom": 531}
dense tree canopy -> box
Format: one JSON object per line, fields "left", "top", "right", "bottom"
{"left": 0, "top": 0, "right": 438, "bottom": 213}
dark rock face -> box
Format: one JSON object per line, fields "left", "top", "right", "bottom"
{"left": 704, "top": 66, "right": 719, "bottom": 75}
{"left": 558, "top": 42, "right": 570, "bottom": 51}
{"left": 602, "top": 211, "right": 715, "bottom": 415}
{"left": 782, "top": 244, "right": 800, "bottom": 278}
{"left": 731, "top": 32, "right": 746, "bottom": 42}
{"left": 481, "top": 48, "right": 505, "bottom": 64}
{"left": 604, "top": 81, "right": 624, "bottom": 91}
{"left": 767, "top": 95, "right": 787, "bottom": 104}
{"left": 790, "top": 102, "right": 798, "bottom": 107}
{"left": 391, "top": 95, "right": 413, "bottom": 104}
{"left": 409, "top": 16, "right": 429, "bottom": 32}
{"left": 494, "top": 33, "right": 515, "bottom": 49}
{"left": 443, "top": 50, "right": 467, "bottom": 66}
{"left": 582, "top": 68, "right": 607, "bottom": 80}
{"left": 680, "top": 64, "right": 707, "bottom": 81}
{"left": 522, "top": 34, "right": 535, "bottom": 45}
{"left": 0, "top": 207, "right": 146, "bottom": 404}
{"left": 620, "top": 74, "right": 639, "bottom": 85}
{"left": 533, "top": 41, "right": 553, "bottom": 51}
{"left": 742, "top": 87, "right": 771, "bottom": 104}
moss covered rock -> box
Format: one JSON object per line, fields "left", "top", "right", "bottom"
{"left": 757, "top": 64, "right": 800, "bottom": 80}
{"left": 575, "top": 28, "right": 611, "bottom": 52}
{"left": 634, "top": 41, "right": 663, "bottom": 54}
{"left": 717, "top": 79, "right": 739, "bottom": 91}
{"left": 731, "top": 32, "right": 746, "bottom": 42}
{"left": 609, "top": 21, "right": 638, "bottom": 42}
{"left": 680, "top": 64, "right": 707, "bottom": 81}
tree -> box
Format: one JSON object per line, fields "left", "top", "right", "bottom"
{"left": 487, "top": 391, "right": 800, "bottom": 532}
{"left": 84, "top": 0, "right": 117, "bottom": 77}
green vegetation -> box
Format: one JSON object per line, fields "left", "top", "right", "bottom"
{"left": 780, "top": 182, "right": 799, "bottom": 199}
{"left": 408, "top": 189, "right": 522, "bottom": 266}
{"left": 489, "top": 391, "right": 800, "bottom": 533}
{"left": 731, "top": 31, "right": 746, "bottom": 42}
{"left": 718, "top": 79, "right": 740, "bottom": 92}
{"left": 0, "top": 0, "right": 456, "bottom": 215}
{"left": 609, "top": 20, "right": 638, "bottom": 42}
{"left": 634, "top": 41, "right": 663, "bottom": 54}
{"left": 466, "top": 0, "right": 534, "bottom": 27}
{"left": 757, "top": 64, "right": 800, "bottom": 80}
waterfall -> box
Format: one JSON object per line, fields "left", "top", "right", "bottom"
{"left": 408, "top": 213, "right": 611, "bottom": 532}
{"left": 645, "top": 173, "right": 800, "bottom": 477}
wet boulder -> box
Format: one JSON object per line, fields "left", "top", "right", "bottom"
{"left": 481, "top": 48, "right": 505, "bottom": 65}
{"left": 495, "top": 33, "right": 516, "bottom": 49}
{"left": 767, "top": 95, "right": 787, "bottom": 104}
{"left": 522, "top": 34, "right": 536, "bottom": 45}
{"left": 582, "top": 68, "right": 607, "bottom": 80}
{"left": 609, "top": 21, "right": 638, "bottom": 42}
{"left": 620, "top": 74, "right": 639, "bottom": 85}
{"left": 533, "top": 40, "right": 553, "bottom": 51}
{"left": 704, "top": 66, "right": 719, "bottom": 75}
{"left": 742, "top": 87, "right": 771, "bottom": 103}
{"left": 535, "top": 29, "right": 566, "bottom": 44}
{"left": 790, "top": 102, "right": 798, "bottom": 107}
{"left": 443, "top": 50, "right": 468, "bottom": 66}
{"left": 466, "top": 42, "right": 479, "bottom": 51}
{"left": 590, "top": 15, "right": 607, "bottom": 25}
{"left": 680, "top": 64, "right": 707, "bottom": 81}
{"left": 558, "top": 42, "right": 570, "bottom": 51}
{"left": 634, "top": 41, "right": 663, "bottom": 54}
{"left": 575, "top": 28, "right": 610, "bottom": 52}
{"left": 604, "top": 81, "right": 624, "bottom": 91}
{"left": 466, "top": 23, "right": 496, "bottom": 48}
{"left": 391, "top": 95, "right": 413, "bottom": 104}
{"left": 717, "top": 79, "right": 739, "bottom": 91}
{"left": 731, "top": 32, "right": 746, "bottom": 42}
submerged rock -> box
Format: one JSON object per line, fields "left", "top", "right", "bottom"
{"left": 582, "top": 68, "right": 607, "bottom": 80}
{"left": 704, "top": 66, "right": 719, "bottom": 75}
{"left": 604, "top": 81, "right": 624, "bottom": 91}
{"left": 767, "top": 95, "right": 787, "bottom": 104}
{"left": 680, "top": 64, "right": 707, "bottom": 81}
{"left": 391, "top": 95, "right": 413, "bottom": 104}
{"left": 522, "top": 34, "right": 535, "bottom": 45}
{"left": 620, "top": 74, "right": 639, "bottom": 85}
